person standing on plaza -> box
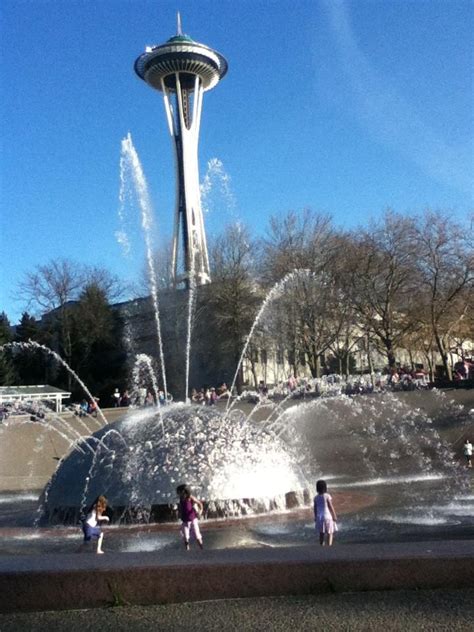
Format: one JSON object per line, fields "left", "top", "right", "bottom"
{"left": 463, "top": 439, "right": 472, "bottom": 468}
{"left": 112, "top": 388, "right": 121, "bottom": 407}
{"left": 176, "top": 484, "right": 203, "bottom": 551}
{"left": 314, "top": 479, "right": 338, "bottom": 546}
{"left": 88, "top": 398, "right": 99, "bottom": 417}
{"left": 209, "top": 387, "right": 218, "bottom": 405}
{"left": 120, "top": 390, "right": 130, "bottom": 407}
{"left": 258, "top": 380, "right": 268, "bottom": 402}
{"left": 145, "top": 391, "right": 155, "bottom": 407}
{"left": 138, "top": 386, "right": 147, "bottom": 407}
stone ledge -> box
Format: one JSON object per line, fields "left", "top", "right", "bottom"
{"left": 1, "top": 540, "right": 473, "bottom": 613}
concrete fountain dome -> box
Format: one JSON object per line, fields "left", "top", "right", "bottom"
{"left": 41, "top": 405, "right": 309, "bottom": 524}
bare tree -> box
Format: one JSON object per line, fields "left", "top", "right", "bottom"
{"left": 326, "top": 311, "right": 363, "bottom": 377}
{"left": 343, "top": 211, "right": 419, "bottom": 369}
{"left": 260, "top": 209, "right": 335, "bottom": 284}
{"left": 401, "top": 324, "right": 437, "bottom": 380}
{"left": 83, "top": 265, "right": 128, "bottom": 303}
{"left": 17, "top": 259, "right": 86, "bottom": 375}
{"left": 17, "top": 258, "right": 85, "bottom": 314}
{"left": 413, "top": 211, "right": 474, "bottom": 379}
{"left": 16, "top": 259, "right": 127, "bottom": 388}
{"left": 295, "top": 273, "right": 342, "bottom": 378}
{"left": 326, "top": 234, "right": 364, "bottom": 377}
{"left": 207, "top": 223, "right": 260, "bottom": 391}
{"left": 258, "top": 210, "right": 339, "bottom": 377}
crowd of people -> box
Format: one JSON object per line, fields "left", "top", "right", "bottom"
{"left": 453, "top": 359, "right": 474, "bottom": 382}
{"left": 0, "top": 400, "right": 46, "bottom": 422}
{"left": 111, "top": 387, "right": 171, "bottom": 409}
{"left": 75, "top": 398, "right": 100, "bottom": 418}
{"left": 190, "top": 383, "right": 230, "bottom": 405}
{"left": 238, "top": 368, "right": 435, "bottom": 404}
{"left": 70, "top": 386, "right": 175, "bottom": 417}
{"left": 66, "top": 358, "right": 472, "bottom": 416}
{"left": 385, "top": 367, "right": 430, "bottom": 390}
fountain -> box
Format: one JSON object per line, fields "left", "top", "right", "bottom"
{"left": 0, "top": 380, "right": 472, "bottom": 554}
{"left": 1, "top": 138, "right": 473, "bottom": 551}
{"left": 35, "top": 263, "right": 334, "bottom": 526}
{"left": 40, "top": 405, "right": 310, "bottom": 525}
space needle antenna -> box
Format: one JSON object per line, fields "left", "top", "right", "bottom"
{"left": 177, "top": 11, "right": 182, "bottom": 35}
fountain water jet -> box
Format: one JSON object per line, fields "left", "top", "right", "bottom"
{"left": 120, "top": 133, "right": 168, "bottom": 400}
{"left": 225, "top": 268, "right": 312, "bottom": 411}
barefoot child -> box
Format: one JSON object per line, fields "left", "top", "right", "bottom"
{"left": 176, "top": 484, "right": 203, "bottom": 551}
{"left": 463, "top": 439, "right": 472, "bottom": 468}
{"left": 314, "top": 479, "right": 338, "bottom": 546}
{"left": 82, "top": 495, "right": 109, "bottom": 554}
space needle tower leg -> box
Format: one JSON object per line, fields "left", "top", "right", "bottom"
{"left": 162, "top": 73, "right": 208, "bottom": 288}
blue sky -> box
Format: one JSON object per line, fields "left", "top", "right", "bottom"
{"left": 1, "top": 0, "right": 473, "bottom": 324}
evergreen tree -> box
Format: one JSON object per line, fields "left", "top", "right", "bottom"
{"left": 70, "top": 284, "right": 127, "bottom": 403}
{"left": 14, "top": 312, "right": 47, "bottom": 384}
{"left": 0, "top": 312, "right": 17, "bottom": 385}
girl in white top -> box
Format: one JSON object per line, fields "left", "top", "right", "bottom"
{"left": 313, "top": 479, "right": 338, "bottom": 546}
{"left": 82, "top": 495, "right": 109, "bottom": 554}
{"left": 463, "top": 439, "right": 472, "bottom": 468}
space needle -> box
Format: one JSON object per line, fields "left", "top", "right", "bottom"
{"left": 134, "top": 15, "right": 228, "bottom": 288}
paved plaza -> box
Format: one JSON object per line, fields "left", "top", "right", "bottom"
{"left": 1, "top": 589, "right": 473, "bottom": 631}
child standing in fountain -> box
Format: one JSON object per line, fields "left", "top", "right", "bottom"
{"left": 82, "top": 495, "right": 109, "bottom": 554}
{"left": 176, "top": 484, "right": 203, "bottom": 551}
{"left": 463, "top": 439, "right": 472, "bottom": 468}
{"left": 314, "top": 480, "right": 337, "bottom": 546}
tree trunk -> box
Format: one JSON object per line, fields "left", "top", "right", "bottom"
{"left": 434, "top": 330, "right": 452, "bottom": 380}
{"left": 251, "top": 362, "right": 258, "bottom": 389}
{"left": 366, "top": 334, "right": 375, "bottom": 387}
{"left": 386, "top": 346, "right": 396, "bottom": 369}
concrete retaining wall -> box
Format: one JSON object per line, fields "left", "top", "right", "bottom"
{"left": 1, "top": 541, "right": 473, "bottom": 613}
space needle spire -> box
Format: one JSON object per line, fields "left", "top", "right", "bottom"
{"left": 134, "top": 18, "right": 228, "bottom": 288}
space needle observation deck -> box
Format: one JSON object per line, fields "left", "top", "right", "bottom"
{"left": 134, "top": 16, "right": 228, "bottom": 288}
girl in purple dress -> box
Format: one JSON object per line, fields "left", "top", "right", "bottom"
{"left": 314, "top": 479, "right": 338, "bottom": 546}
{"left": 177, "top": 484, "right": 204, "bottom": 551}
